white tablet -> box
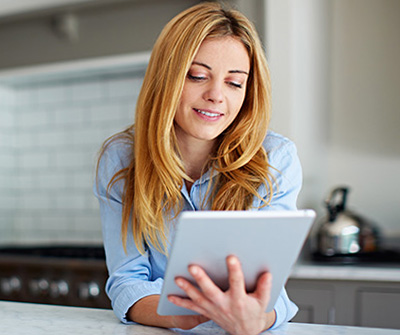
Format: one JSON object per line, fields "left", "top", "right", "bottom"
{"left": 157, "top": 209, "right": 315, "bottom": 315}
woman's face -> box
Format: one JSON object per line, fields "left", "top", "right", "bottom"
{"left": 174, "top": 36, "right": 250, "bottom": 148}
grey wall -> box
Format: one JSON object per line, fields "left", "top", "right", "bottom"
{"left": 0, "top": 0, "right": 266, "bottom": 71}
{"left": 266, "top": 0, "right": 400, "bottom": 236}
{"left": 0, "top": 0, "right": 202, "bottom": 70}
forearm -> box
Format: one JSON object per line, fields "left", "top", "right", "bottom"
{"left": 127, "top": 295, "right": 208, "bottom": 330}
{"left": 128, "top": 295, "right": 175, "bottom": 328}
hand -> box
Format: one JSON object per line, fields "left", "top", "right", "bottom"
{"left": 168, "top": 255, "right": 276, "bottom": 335}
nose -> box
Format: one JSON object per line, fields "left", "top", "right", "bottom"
{"left": 203, "top": 81, "right": 224, "bottom": 104}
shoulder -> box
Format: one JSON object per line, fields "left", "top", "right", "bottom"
{"left": 96, "top": 132, "right": 133, "bottom": 183}
{"left": 263, "top": 130, "right": 298, "bottom": 160}
{"left": 262, "top": 130, "right": 302, "bottom": 183}
{"left": 259, "top": 131, "right": 302, "bottom": 210}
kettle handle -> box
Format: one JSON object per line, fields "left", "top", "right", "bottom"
{"left": 326, "top": 187, "right": 349, "bottom": 221}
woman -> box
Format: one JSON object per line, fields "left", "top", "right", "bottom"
{"left": 94, "top": 2, "right": 301, "bottom": 334}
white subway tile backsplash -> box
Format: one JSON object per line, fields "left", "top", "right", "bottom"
{"left": 0, "top": 69, "right": 143, "bottom": 244}
{"left": 38, "top": 215, "right": 75, "bottom": 231}
{"left": 19, "top": 192, "right": 53, "bottom": 210}
{"left": 14, "top": 132, "right": 36, "bottom": 149}
{"left": 0, "top": 174, "right": 15, "bottom": 189}
{"left": 70, "top": 80, "right": 104, "bottom": 102}
{"left": 54, "top": 150, "right": 91, "bottom": 169}
{"left": 34, "top": 172, "right": 68, "bottom": 190}
{"left": 0, "top": 110, "right": 14, "bottom": 129}
{"left": 54, "top": 105, "right": 88, "bottom": 126}
{"left": 91, "top": 102, "right": 122, "bottom": 122}
{"left": 35, "top": 129, "right": 68, "bottom": 148}
{"left": 0, "top": 193, "right": 18, "bottom": 210}
{"left": 15, "top": 87, "right": 36, "bottom": 106}
{"left": 86, "top": 194, "right": 100, "bottom": 211}
{"left": 0, "top": 132, "right": 13, "bottom": 149}
{"left": 0, "top": 151, "right": 16, "bottom": 168}
{"left": 68, "top": 171, "right": 94, "bottom": 190}
{"left": 106, "top": 76, "right": 143, "bottom": 98}
{"left": 34, "top": 83, "right": 68, "bottom": 104}
{"left": 0, "top": 86, "right": 16, "bottom": 106}
{"left": 16, "top": 108, "right": 50, "bottom": 129}
{"left": 17, "top": 172, "right": 38, "bottom": 190}
{"left": 55, "top": 193, "right": 88, "bottom": 210}
{"left": 20, "top": 152, "right": 50, "bottom": 169}
{"left": 68, "top": 126, "right": 105, "bottom": 148}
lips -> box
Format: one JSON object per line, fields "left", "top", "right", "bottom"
{"left": 193, "top": 108, "right": 223, "bottom": 118}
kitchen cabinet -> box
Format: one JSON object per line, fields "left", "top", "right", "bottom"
{"left": 285, "top": 281, "right": 335, "bottom": 324}
{"left": 356, "top": 289, "right": 400, "bottom": 329}
{"left": 287, "top": 266, "right": 400, "bottom": 329}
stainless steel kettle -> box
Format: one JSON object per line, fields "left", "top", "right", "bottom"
{"left": 316, "top": 186, "right": 380, "bottom": 256}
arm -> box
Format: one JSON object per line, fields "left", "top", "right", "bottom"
{"left": 128, "top": 295, "right": 208, "bottom": 329}
{"left": 94, "top": 140, "right": 207, "bottom": 329}
{"left": 94, "top": 141, "right": 163, "bottom": 322}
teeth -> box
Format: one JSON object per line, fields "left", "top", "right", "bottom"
{"left": 196, "top": 109, "right": 220, "bottom": 117}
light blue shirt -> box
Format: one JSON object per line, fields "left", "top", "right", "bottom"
{"left": 94, "top": 130, "right": 302, "bottom": 330}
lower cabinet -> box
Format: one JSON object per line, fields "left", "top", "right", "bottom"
{"left": 356, "top": 289, "right": 400, "bottom": 329}
{"left": 285, "top": 281, "right": 335, "bottom": 324}
{"left": 286, "top": 278, "right": 400, "bottom": 329}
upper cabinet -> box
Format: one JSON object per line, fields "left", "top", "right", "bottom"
{"left": 0, "top": 0, "right": 204, "bottom": 70}
{"left": 0, "top": 0, "right": 101, "bottom": 18}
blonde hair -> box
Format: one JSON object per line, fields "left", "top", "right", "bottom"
{"left": 97, "top": 2, "right": 274, "bottom": 254}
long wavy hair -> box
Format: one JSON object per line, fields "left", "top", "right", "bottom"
{"left": 97, "top": 2, "right": 274, "bottom": 254}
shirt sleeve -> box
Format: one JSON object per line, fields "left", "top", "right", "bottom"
{"left": 265, "top": 136, "right": 303, "bottom": 211}
{"left": 93, "top": 141, "right": 163, "bottom": 324}
{"left": 259, "top": 135, "right": 302, "bottom": 329}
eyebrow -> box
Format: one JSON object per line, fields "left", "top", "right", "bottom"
{"left": 192, "top": 61, "right": 249, "bottom": 75}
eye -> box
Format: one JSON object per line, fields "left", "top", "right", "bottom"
{"left": 188, "top": 74, "right": 206, "bottom": 82}
{"left": 227, "top": 81, "right": 243, "bottom": 89}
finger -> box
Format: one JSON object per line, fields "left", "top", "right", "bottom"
{"left": 253, "top": 272, "right": 272, "bottom": 307}
{"left": 174, "top": 276, "right": 214, "bottom": 312}
{"left": 188, "top": 265, "right": 224, "bottom": 302}
{"left": 168, "top": 294, "right": 208, "bottom": 317}
{"left": 226, "top": 255, "right": 246, "bottom": 299}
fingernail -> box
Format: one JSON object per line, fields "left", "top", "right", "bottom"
{"left": 189, "top": 266, "right": 198, "bottom": 275}
{"left": 176, "top": 279, "right": 184, "bottom": 288}
{"left": 228, "top": 256, "right": 237, "bottom": 265}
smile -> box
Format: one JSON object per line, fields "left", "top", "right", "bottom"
{"left": 194, "top": 108, "right": 222, "bottom": 118}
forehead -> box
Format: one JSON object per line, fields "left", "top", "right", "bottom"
{"left": 192, "top": 37, "right": 250, "bottom": 71}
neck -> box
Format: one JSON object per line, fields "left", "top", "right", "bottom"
{"left": 176, "top": 137, "right": 215, "bottom": 182}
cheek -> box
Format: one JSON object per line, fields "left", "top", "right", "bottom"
{"left": 229, "top": 92, "right": 247, "bottom": 117}
{"left": 177, "top": 86, "right": 193, "bottom": 111}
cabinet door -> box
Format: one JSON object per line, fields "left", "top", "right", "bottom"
{"left": 286, "top": 281, "right": 335, "bottom": 324}
{"left": 356, "top": 289, "right": 400, "bottom": 329}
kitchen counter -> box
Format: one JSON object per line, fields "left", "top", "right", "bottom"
{"left": 291, "top": 262, "right": 400, "bottom": 282}
{"left": 1, "top": 301, "right": 399, "bottom": 335}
